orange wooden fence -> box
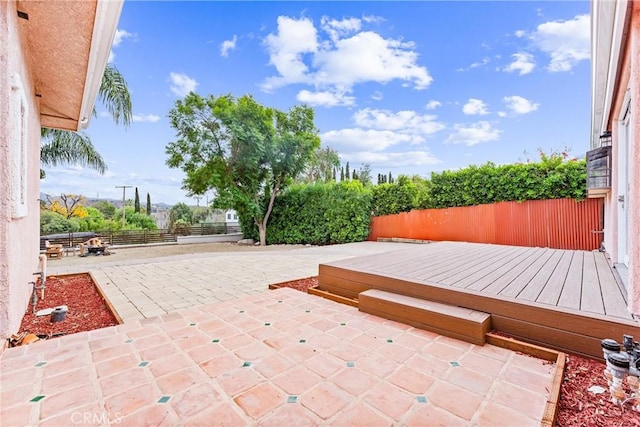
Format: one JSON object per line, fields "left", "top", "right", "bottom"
{"left": 369, "top": 198, "right": 604, "bottom": 250}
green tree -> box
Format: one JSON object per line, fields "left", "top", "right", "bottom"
{"left": 166, "top": 93, "right": 320, "bottom": 245}
{"left": 359, "top": 163, "right": 372, "bottom": 186}
{"left": 345, "top": 162, "right": 350, "bottom": 181}
{"left": 299, "top": 146, "right": 340, "bottom": 183}
{"left": 146, "top": 193, "right": 151, "bottom": 215}
{"left": 93, "top": 201, "right": 116, "bottom": 218}
{"left": 40, "top": 64, "right": 132, "bottom": 178}
{"left": 134, "top": 187, "right": 140, "bottom": 213}
{"left": 192, "top": 206, "right": 209, "bottom": 223}
{"left": 340, "top": 167, "right": 345, "bottom": 182}
{"left": 168, "top": 203, "right": 193, "bottom": 230}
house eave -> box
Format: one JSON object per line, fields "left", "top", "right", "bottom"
{"left": 591, "top": 0, "right": 631, "bottom": 148}
{"left": 16, "top": 0, "right": 123, "bottom": 132}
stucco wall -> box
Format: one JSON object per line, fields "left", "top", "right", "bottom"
{"left": 0, "top": 1, "right": 43, "bottom": 346}
{"left": 606, "top": 1, "right": 640, "bottom": 316}
{"left": 627, "top": 1, "right": 640, "bottom": 316}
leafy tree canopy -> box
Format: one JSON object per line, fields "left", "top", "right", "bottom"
{"left": 166, "top": 93, "right": 320, "bottom": 245}
{"left": 168, "top": 202, "right": 193, "bottom": 229}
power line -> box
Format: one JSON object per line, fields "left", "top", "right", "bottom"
{"left": 115, "top": 185, "right": 132, "bottom": 227}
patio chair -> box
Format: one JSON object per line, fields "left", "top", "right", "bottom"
{"left": 44, "top": 240, "right": 63, "bottom": 259}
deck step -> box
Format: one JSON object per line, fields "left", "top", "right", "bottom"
{"left": 358, "top": 289, "right": 491, "bottom": 345}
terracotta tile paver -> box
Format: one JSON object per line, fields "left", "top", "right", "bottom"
{"left": 330, "top": 403, "right": 393, "bottom": 426}
{"left": 300, "top": 382, "right": 351, "bottom": 420}
{"left": 0, "top": 286, "right": 555, "bottom": 425}
{"left": 234, "top": 382, "right": 284, "bottom": 418}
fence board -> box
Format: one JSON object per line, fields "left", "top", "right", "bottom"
{"left": 369, "top": 198, "right": 603, "bottom": 251}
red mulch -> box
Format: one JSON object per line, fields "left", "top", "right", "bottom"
{"left": 273, "top": 276, "right": 318, "bottom": 292}
{"left": 558, "top": 354, "right": 640, "bottom": 426}
{"left": 18, "top": 273, "right": 118, "bottom": 339}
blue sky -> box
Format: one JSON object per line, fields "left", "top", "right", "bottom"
{"left": 41, "top": 1, "right": 591, "bottom": 205}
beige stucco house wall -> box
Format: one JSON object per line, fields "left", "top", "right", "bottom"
{"left": 591, "top": 0, "right": 640, "bottom": 318}
{"left": 0, "top": 0, "right": 123, "bottom": 349}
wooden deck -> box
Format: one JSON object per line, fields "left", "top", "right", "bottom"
{"left": 318, "top": 242, "right": 638, "bottom": 358}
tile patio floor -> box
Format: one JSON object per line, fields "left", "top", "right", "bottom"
{"left": 1, "top": 288, "right": 555, "bottom": 426}
{"left": 2, "top": 243, "right": 556, "bottom": 425}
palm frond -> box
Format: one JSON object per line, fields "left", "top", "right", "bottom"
{"left": 99, "top": 63, "right": 132, "bottom": 127}
{"left": 41, "top": 129, "right": 107, "bottom": 174}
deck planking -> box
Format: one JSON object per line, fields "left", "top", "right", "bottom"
{"left": 318, "top": 241, "right": 637, "bottom": 358}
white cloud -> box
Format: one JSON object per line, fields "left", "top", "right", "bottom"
{"left": 296, "top": 89, "right": 355, "bottom": 107}
{"left": 321, "top": 16, "right": 361, "bottom": 42}
{"left": 514, "top": 30, "right": 526, "bottom": 38}
{"left": 503, "top": 52, "right": 535, "bottom": 75}
{"left": 370, "top": 91, "right": 383, "bottom": 101}
{"left": 109, "top": 28, "right": 135, "bottom": 63}
{"left": 312, "top": 31, "right": 432, "bottom": 90}
{"left": 169, "top": 72, "right": 198, "bottom": 97}
{"left": 425, "top": 100, "right": 441, "bottom": 110}
{"left": 322, "top": 107, "right": 445, "bottom": 170}
{"left": 132, "top": 114, "right": 161, "bottom": 123}
{"left": 529, "top": 14, "right": 589, "bottom": 72}
{"left": 353, "top": 108, "right": 445, "bottom": 135}
{"left": 462, "top": 98, "right": 489, "bottom": 116}
{"left": 322, "top": 128, "right": 424, "bottom": 152}
{"left": 362, "top": 15, "right": 386, "bottom": 24}
{"left": 262, "top": 16, "right": 432, "bottom": 99}
{"left": 113, "top": 29, "right": 134, "bottom": 47}
{"left": 503, "top": 95, "right": 539, "bottom": 114}
{"left": 220, "top": 35, "right": 238, "bottom": 57}
{"left": 445, "top": 121, "right": 501, "bottom": 146}
{"left": 457, "top": 57, "right": 490, "bottom": 72}
{"left": 262, "top": 16, "right": 318, "bottom": 91}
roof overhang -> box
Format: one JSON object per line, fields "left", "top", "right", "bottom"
{"left": 590, "top": 0, "right": 631, "bottom": 148}
{"left": 16, "top": 0, "right": 124, "bottom": 131}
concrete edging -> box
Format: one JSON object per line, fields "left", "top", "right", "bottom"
{"left": 176, "top": 233, "right": 243, "bottom": 244}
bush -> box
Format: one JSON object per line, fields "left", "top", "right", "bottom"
{"left": 371, "top": 175, "right": 428, "bottom": 216}
{"left": 265, "top": 181, "right": 371, "bottom": 245}
{"left": 429, "top": 154, "right": 586, "bottom": 208}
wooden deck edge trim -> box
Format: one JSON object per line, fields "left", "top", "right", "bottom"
{"left": 541, "top": 352, "right": 566, "bottom": 427}
{"left": 308, "top": 288, "right": 359, "bottom": 307}
{"left": 485, "top": 332, "right": 558, "bottom": 361}
{"left": 485, "top": 333, "right": 565, "bottom": 427}
{"left": 88, "top": 270, "right": 124, "bottom": 325}
{"left": 318, "top": 264, "right": 639, "bottom": 334}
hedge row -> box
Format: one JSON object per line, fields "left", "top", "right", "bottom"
{"left": 265, "top": 181, "right": 371, "bottom": 245}
{"left": 429, "top": 157, "right": 586, "bottom": 208}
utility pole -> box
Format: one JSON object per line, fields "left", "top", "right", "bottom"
{"left": 194, "top": 196, "right": 201, "bottom": 207}
{"left": 115, "top": 185, "right": 132, "bottom": 227}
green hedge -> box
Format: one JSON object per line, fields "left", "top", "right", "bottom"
{"left": 265, "top": 181, "right": 371, "bottom": 245}
{"left": 429, "top": 157, "right": 586, "bottom": 209}
{"left": 371, "top": 175, "right": 430, "bottom": 216}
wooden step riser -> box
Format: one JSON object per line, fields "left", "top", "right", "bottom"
{"left": 359, "top": 290, "right": 491, "bottom": 346}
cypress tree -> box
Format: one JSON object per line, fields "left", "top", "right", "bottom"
{"left": 352, "top": 169, "right": 358, "bottom": 180}
{"left": 340, "top": 167, "right": 345, "bottom": 182}
{"left": 146, "top": 193, "right": 151, "bottom": 215}
{"left": 134, "top": 187, "right": 140, "bottom": 213}
{"left": 388, "top": 172, "right": 393, "bottom": 184}
{"left": 345, "top": 162, "right": 350, "bottom": 181}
